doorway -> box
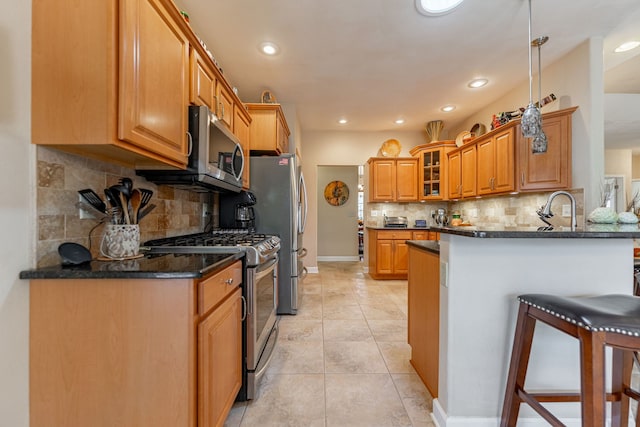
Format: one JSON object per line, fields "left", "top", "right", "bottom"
{"left": 317, "top": 165, "right": 360, "bottom": 262}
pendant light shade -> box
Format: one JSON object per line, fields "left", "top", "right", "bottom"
{"left": 531, "top": 35, "right": 549, "bottom": 154}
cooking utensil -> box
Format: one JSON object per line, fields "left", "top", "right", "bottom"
{"left": 75, "top": 201, "right": 109, "bottom": 220}
{"left": 108, "top": 185, "right": 128, "bottom": 224}
{"left": 138, "top": 188, "right": 154, "bottom": 210}
{"left": 129, "top": 189, "right": 142, "bottom": 224}
{"left": 137, "top": 204, "right": 156, "bottom": 222}
{"left": 78, "top": 189, "right": 107, "bottom": 213}
{"left": 119, "top": 177, "right": 133, "bottom": 196}
{"left": 58, "top": 242, "right": 92, "bottom": 266}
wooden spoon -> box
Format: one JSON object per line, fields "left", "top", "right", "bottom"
{"left": 129, "top": 189, "right": 142, "bottom": 225}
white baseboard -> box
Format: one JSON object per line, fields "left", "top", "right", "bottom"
{"left": 316, "top": 256, "right": 360, "bottom": 262}
{"left": 306, "top": 266, "right": 319, "bottom": 274}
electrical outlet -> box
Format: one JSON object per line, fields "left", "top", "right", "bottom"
{"left": 202, "top": 203, "right": 212, "bottom": 218}
{"left": 562, "top": 204, "right": 571, "bottom": 217}
{"left": 78, "top": 194, "right": 97, "bottom": 219}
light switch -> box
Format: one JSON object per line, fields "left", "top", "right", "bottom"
{"left": 439, "top": 260, "right": 448, "bottom": 288}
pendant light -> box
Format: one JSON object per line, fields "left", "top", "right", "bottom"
{"left": 521, "top": 0, "right": 542, "bottom": 140}
{"left": 531, "top": 36, "right": 548, "bottom": 154}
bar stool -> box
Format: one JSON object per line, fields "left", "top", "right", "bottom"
{"left": 501, "top": 293, "right": 640, "bottom": 426}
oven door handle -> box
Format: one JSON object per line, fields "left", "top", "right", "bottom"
{"left": 255, "top": 256, "right": 278, "bottom": 280}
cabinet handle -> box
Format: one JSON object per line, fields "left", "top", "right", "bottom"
{"left": 521, "top": 172, "right": 525, "bottom": 186}
{"left": 224, "top": 278, "right": 234, "bottom": 285}
{"left": 220, "top": 102, "right": 225, "bottom": 120}
{"left": 240, "top": 295, "right": 247, "bottom": 321}
{"left": 212, "top": 95, "right": 218, "bottom": 117}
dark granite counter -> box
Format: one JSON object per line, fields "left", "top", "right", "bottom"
{"left": 366, "top": 226, "right": 431, "bottom": 231}
{"left": 430, "top": 223, "right": 640, "bottom": 238}
{"left": 20, "top": 252, "right": 244, "bottom": 280}
{"left": 407, "top": 240, "right": 440, "bottom": 254}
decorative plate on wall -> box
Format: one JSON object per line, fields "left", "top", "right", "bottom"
{"left": 324, "top": 180, "right": 350, "bottom": 206}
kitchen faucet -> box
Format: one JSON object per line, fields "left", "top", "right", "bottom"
{"left": 536, "top": 191, "right": 577, "bottom": 231}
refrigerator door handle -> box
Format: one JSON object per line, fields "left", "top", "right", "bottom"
{"left": 299, "top": 172, "right": 308, "bottom": 233}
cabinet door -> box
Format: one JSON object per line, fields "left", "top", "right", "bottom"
{"left": 190, "top": 49, "right": 216, "bottom": 111}
{"left": 198, "top": 287, "right": 242, "bottom": 427}
{"left": 412, "top": 231, "right": 428, "bottom": 240}
{"left": 493, "top": 129, "right": 515, "bottom": 193}
{"left": 276, "top": 116, "right": 288, "bottom": 154}
{"left": 448, "top": 150, "right": 462, "bottom": 199}
{"left": 393, "top": 240, "right": 409, "bottom": 275}
{"left": 461, "top": 145, "right": 477, "bottom": 198}
{"left": 119, "top": 0, "right": 189, "bottom": 166}
{"left": 370, "top": 159, "right": 396, "bottom": 201}
{"left": 376, "top": 240, "right": 394, "bottom": 275}
{"left": 234, "top": 106, "right": 251, "bottom": 189}
{"left": 517, "top": 112, "right": 572, "bottom": 191}
{"left": 216, "top": 83, "right": 234, "bottom": 129}
{"left": 396, "top": 158, "right": 419, "bottom": 201}
{"left": 476, "top": 138, "right": 495, "bottom": 195}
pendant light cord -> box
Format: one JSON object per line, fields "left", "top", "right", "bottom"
{"left": 527, "top": 0, "right": 533, "bottom": 104}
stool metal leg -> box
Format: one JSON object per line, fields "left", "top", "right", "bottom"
{"left": 578, "top": 328, "right": 607, "bottom": 426}
{"left": 501, "top": 303, "right": 537, "bottom": 427}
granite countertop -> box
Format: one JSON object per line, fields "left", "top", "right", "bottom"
{"left": 429, "top": 223, "right": 640, "bottom": 238}
{"left": 407, "top": 240, "right": 440, "bottom": 254}
{"left": 20, "top": 252, "right": 244, "bottom": 280}
{"left": 366, "top": 226, "right": 431, "bottom": 231}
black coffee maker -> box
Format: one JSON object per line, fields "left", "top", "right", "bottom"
{"left": 219, "top": 191, "right": 257, "bottom": 230}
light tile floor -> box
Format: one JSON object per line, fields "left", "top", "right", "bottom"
{"left": 224, "top": 261, "right": 435, "bottom": 427}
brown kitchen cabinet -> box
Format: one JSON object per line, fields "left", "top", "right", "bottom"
{"left": 476, "top": 127, "right": 515, "bottom": 195}
{"left": 412, "top": 230, "right": 428, "bottom": 240}
{"left": 33, "top": 0, "right": 192, "bottom": 169}
{"left": 368, "top": 229, "right": 412, "bottom": 279}
{"left": 246, "top": 103, "right": 291, "bottom": 155}
{"left": 29, "top": 259, "right": 243, "bottom": 427}
{"left": 216, "top": 82, "right": 235, "bottom": 130}
{"left": 190, "top": 48, "right": 217, "bottom": 112}
{"left": 516, "top": 106, "right": 577, "bottom": 192}
{"left": 410, "top": 141, "right": 457, "bottom": 201}
{"left": 234, "top": 105, "right": 252, "bottom": 189}
{"left": 408, "top": 244, "right": 439, "bottom": 397}
{"left": 367, "top": 157, "right": 419, "bottom": 202}
{"left": 447, "top": 143, "right": 477, "bottom": 199}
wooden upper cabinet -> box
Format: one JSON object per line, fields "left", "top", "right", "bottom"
{"left": 119, "top": 0, "right": 190, "bottom": 165}
{"left": 32, "top": 0, "right": 192, "bottom": 169}
{"left": 190, "top": 48, "right": 216, "bottom": 111}
{"left": 216, "top": 82, "right": 234, "bottom": 129}
{"left": 410, "top": 141, "right": 457, "bottom": 201}
{"left": 448, "top": 150, "right": 462, "bottom": 199}
{"left": 233, "top": 105, "right": 251, "bottom": 189}
{"left": 246, "top": 103, "right": 291, "bottom": 155}
{"left": 476, "top": 128, "right": 514, "bottom": 195}
{"left": 368, "top": 157, "right": 418, "bottom": 202}
{"left": 447, "top": 143, "right": 476, "bottom": 199}
{"left": 516, "top": 107, "right": 577, "bottom": 192}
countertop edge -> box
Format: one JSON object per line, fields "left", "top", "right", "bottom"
{"left": 429, "top": 225, "right": 640, "bottom": 238}
{"left": 407, "top": 240, "right": 440, "bottom": 254}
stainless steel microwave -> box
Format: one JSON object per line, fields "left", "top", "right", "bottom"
{"left": 137, "top": 105, "right": 244, "bottom": 193}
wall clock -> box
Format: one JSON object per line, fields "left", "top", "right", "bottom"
{"left": 324, "top": 181, "right": 350, "bottom": 206}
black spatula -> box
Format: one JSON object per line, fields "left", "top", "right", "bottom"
{"left": 78, "top": 189, "right": 107, "bottom": 214}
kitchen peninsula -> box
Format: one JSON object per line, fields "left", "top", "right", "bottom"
{"left": 407, "top": 225, "right": 640, "bottom": 426}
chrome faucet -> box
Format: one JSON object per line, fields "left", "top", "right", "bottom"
{"left": 536, "top": 191, "right": 577, "bottom": 231}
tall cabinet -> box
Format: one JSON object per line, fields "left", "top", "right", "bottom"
{"left": 409, "top": 141, "right": 457, "bottom": 201}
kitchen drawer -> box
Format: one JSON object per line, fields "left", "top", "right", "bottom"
{"left": 376, "top": 230, "right": 413, "bottom": 240}
{"left": 412, "top": 231, "right": 428, "bottom": 240}
{"left": 198, "top": 260, "right": 242, "bottom": 315}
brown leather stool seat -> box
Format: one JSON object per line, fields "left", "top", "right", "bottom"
{"left": 501, "top": 294, "right": 640, "bottom": 426}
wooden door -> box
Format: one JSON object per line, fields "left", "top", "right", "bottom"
{"left": 493, "top": 128, "right": 515, "bottom": 193}
{"left": 461, "top": 145, "right": 477, "bottom": 198}
{"left": 216, "top": 82, "right": 234, "bottom": 129}
{"left": 234, "top": 106, "right": 251, "bottom": 189}
{"left": 396, "top": 158, "right": 419, "bottom": 201}
{"left": 448, "top": 150, "right": 462, "bottom": 199}
{"left": 370, "top": 159, "right": 396, "bottom": 201}
{"left": 190, "top": 49, "right": 216, "bottom": 111}
{"left": 119, "top": 0, "right": 189, "bottom": 166}
{"left": 198, "top": 287, "right": 242, "bottom": 427}
{"left": 393, "top": 240, "right": 409, "bottom": 275}
{"left": 412, "top": 231, "right": 428, "bottom": 240}
{"left": 476, "top": 138, "right": 495, "bottom": 195}
{"left": 376, "top": 240, "right": 394, "bottom": 274}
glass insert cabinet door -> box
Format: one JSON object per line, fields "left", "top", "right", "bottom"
{"left": 422, "top": 150, "right": 441, "bottom": 198}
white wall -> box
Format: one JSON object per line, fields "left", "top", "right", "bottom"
{"left": 452, "top": 38, "right": 605, "bottom": 214}
{"left": 301, "top": 130, "right": 425, "bottom": 269}
{"left": 317, "top": 166, "right": 359, "bottom": 259}
{"left": 0, "top": 2, "right": 32, "bottom": 426}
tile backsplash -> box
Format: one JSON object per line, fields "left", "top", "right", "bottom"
{"left": 36, "top": 147, "right": 213, "bottom": 267}
{"left": 366, "top": 189, "right": 584, "bottom": 229}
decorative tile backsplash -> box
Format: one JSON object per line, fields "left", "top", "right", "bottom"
{"left": 36, "top": 147, "right": 212, "bottom": 267}
{"left": 365, "top": 189, "right": 585, "bottom": 229}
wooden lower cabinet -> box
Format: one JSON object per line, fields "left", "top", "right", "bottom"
{"left": 29, "top": 260, "right": 243, "bottom": 427}
{"left": 369, "top": 229, "right": 428, "bottom": 279}
{"left": 408, "top": 245, "right": 439, "bottom": 397}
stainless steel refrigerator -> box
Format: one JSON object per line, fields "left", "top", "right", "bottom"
{"left": 250, "top": 154, "right": 307, "bottom": 314}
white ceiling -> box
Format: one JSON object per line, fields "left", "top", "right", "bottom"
{"left": 174, "top": 0, "right": 640, "bottom": 149}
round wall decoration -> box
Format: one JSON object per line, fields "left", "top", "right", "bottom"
{"left": 324, "top": 180, "right": 350, "bottom": 206}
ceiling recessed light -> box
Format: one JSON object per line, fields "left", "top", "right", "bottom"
{"left": 614, "top": 41, "right": 640, "bottom": 53}
{"left": 259, "top": 42, "right": 279, "bottom": 55}
{"left": 441, "top": 105, "right": 456, "bottom": 112}
{"left": 338, "top": 118, "right": 348, "bottom": 125}
{"left": 468, "top": 78, "right": 488, "bottom": 88}
{"left": 415, "top": 0, "right": 464, "bottom": 16}
{"left": 395, "top": 119, "right": 405, "bottom": 125}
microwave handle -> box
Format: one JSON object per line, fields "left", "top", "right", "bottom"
{"left": 186, "top": 131, "right": 193, "bottom": 157}
{"left": 231, "top": 142, "right": 245, "bottom": 181}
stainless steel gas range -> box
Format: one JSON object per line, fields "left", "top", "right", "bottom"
{"left": 142, "top": 229, "right": 280, "bottom": 400}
